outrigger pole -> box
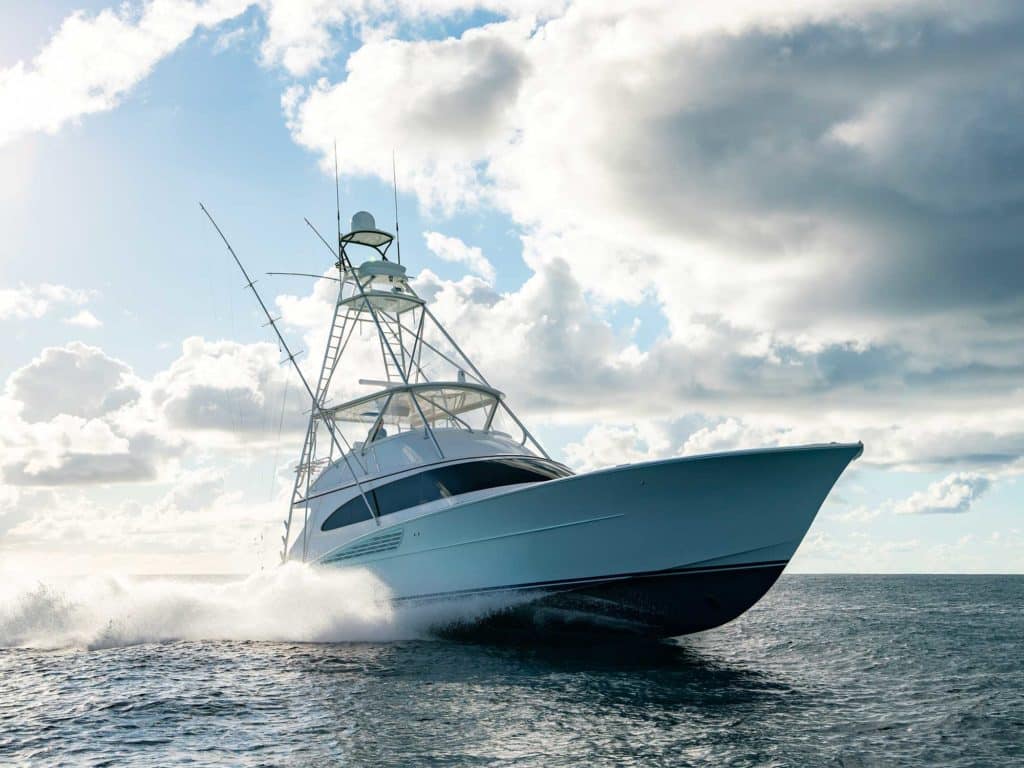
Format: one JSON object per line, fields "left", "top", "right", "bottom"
{"left": 392, "top": 150, "right": 401, "bottom": 265}
{"left": 199, "top": 203, "right": 380, "bottom": 557}
{"left": 334, "top": 140, "right": 342, "bottom": 257}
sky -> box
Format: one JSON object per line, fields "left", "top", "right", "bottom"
{"left": 1, "top": 0, "right": 1022, "bottom": 575}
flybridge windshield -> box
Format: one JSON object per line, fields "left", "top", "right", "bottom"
{"left": 324, "top": 382, "right": 534, "bottom": 449}
{"left": 326, "top": 383, "right": 500, "bottom": 427}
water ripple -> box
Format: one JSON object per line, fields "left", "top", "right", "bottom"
{"left": 0, "top": 575, "right": 1021, "bottom": 766}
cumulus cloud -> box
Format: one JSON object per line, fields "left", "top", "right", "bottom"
{"left": 563, "top": 422, "right": 672, "bottom": 472}
{"left": 680, "top": 419, "right": 789, "bottom": 457}
{"left": 213, "top": 18, "right": 257, "bottom": 53}
{"left": 277, "top": 0, "right": 1024, "bottom": 474}
{"left": 2, "top": 432, "right": 180, "bottom": 487}
{"left": 152, "top": 337, "right": 306, "bottom": 435}
{"left": 285, "top": 1, "right": 1024, "bottom": 341}
{"left": 258, "top": 0, "right": 353, "bottom": 75}
{"left": 0, "top": 0, "right": 558, "bottom": 147}
{"left": 260, "top": 0, "right": 562, "bottom": 76}
{"left": 6, "top": 343, "right": 140, "bottom": 423}
{"left": 0, "top": 486, "right": 33, "bottom": 537}
{"left": 6, "top": 467, "right": 283, "bottom": 561}
{"left": 7, "top": 0, "right": 1024, "bottom": 570}
{"left": 64, "top": 310, "right": 103, "bottom": 329}
{"left": 263, "top": 242, "right": 1024, "bottom": 473}
{"left": 0, "top": 351, "right": 181, "bottom": 483}
{"left": 791, "top": 526, "right": 1024, "bottom": 573}
{"left": 0, "top": 402, "right": 182, "bottom": 487}
{"left": 419, "top": 255, "right": 994, "bottom": 416}
{"left": 0, "top": 284, "right": 91, "bottom": 320}
{"left": 284, "top": 18, "right": 532, "bottom": 210}
{"left": 894, "top": 472, "right": 993, "bottom": 515}
{"left": 424, "top": 231, "right": 496, "bottom": 283}
{"left": 0, "top": 337, "right": 309, "bottom": 488}
{"left": 468, "top": 0, "right": 1024, "bottom": 339}
{"left": 0, "top": 0, "right": 249, "bottom": 146}
{"left": 835, "top": 505, "right": 882, "bottom": 524}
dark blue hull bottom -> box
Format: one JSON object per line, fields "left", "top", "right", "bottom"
{"left": 432, "top": 560, "right": 788, "bottom": 640}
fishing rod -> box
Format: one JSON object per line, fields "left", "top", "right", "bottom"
{"left": 198, "top": 203, "right": 379, "bottom": 533}
{"left": 268, "top": 271, "right": 341, "bottom": 282}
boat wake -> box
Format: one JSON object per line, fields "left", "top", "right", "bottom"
{"left": 0, "top": 564, "right": 518, "bottom": 650}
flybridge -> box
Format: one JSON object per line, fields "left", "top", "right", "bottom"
{"left": 281, "top": 210, "right": 547, "bottom": 562}
{"left": 282, "top": 211, "right": 550, "bottom": 560}
{"left": 202, "top": 199, "right": 550, "bottom": 563}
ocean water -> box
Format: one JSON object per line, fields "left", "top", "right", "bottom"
{"left": 1, "top": 570, "right": 1021, "bottom": 767}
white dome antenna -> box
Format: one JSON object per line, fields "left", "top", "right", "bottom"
{"left": 340, "top": 211, "right": 394, "bottom": 257}
{"left": 351, "top": 211, "right": 376, "bottom": 231}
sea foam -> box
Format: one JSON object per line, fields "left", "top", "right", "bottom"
{"left": 0, "top": 564, "right": 499, "bottom": 650}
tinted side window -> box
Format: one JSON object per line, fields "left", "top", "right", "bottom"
{"left": 321, "top": 495, "right": 376, "bottom": 531}
{"left": 321, "top": 458, "right": 570, "bottom": 531}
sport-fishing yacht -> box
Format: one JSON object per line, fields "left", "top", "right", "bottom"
{"left": 206, "top": 207, "right": 861, "bottom": 638}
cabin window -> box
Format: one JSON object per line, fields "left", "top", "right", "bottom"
{"left": 319, "top": 496, "right": 375, "bottom": 530}
{"left": 320, "top": 458, "right": 571, "bottom": 531}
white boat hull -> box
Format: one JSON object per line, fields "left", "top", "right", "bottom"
{"left": 312, "top": 443, "right": 861, "bottom": 638}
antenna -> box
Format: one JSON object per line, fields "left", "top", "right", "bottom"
{"left": 199, "top": 202, "right": 378, "bottom": 529}
{"left": 334, "top": 139, "right": 342, "bottom": 261}
{"left": 392, "top": 150, "right": 401, "bottom": 265}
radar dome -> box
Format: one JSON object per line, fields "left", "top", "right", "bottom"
{"left": 351, "top": 211, "right": 376, "bottom": 231}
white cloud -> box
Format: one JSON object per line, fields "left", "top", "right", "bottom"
{"left": 0, "top": 0, "right": 565, "bottom": 147}
{"left": 249, "top": 244, "right": 1022, "bottom": 473}
{"left": 0, "top": 0, "right": 249, "bottom": 146}
{"left": 562, "top": 422, "right": 674, "bottom": 472}
{"left": 835, "top": 505, "right": 882, "bottom": 524}
{"left": 0, "top": 284, "right": 91, "bottom": 320}
{"left": 894, "top": 472, "right": 993, "bottom": 515}
{"left": 680, "top": 419, "right": 789, "bottom": 457}
{"left": 790, "top": 526, "right": 1024, "bottom": 574}
{"left": 0, "top": 410, "right": 180, "bottom": 488}
{"left": 6, "top": 343, "right": 140, "bottom": 423}
{"left": 6, "top": 0, "right": 1024, "bottom": 571}
{"left": 285, "top": 1, "right": 1024, "bottom": 347}
{"left": 213, "top": 20, "right": 255, "bottom": 53}
{"left": 5, "top": 467, "right": 282, "bottom": 562}
{"left": 12, "top": 1, "right": 1019, "bottom": 474}
{"left": 65, "top": 310, "right": 103, "bottom": 329}
{"left": 284, "top": 18, "right": 533, "bottom": 210}
{"left": 151, "top": 336, "right": 307, "bottom": 438}
{"left": 259, "top": 0, "right": 564, "bottom": 76}
{"left": 277, "top": 0, "right": 1024, "bottom": 475}
{"left": 0, "top": 486, "right": 33, "bottom": 537}
{"left": 258, "top": 0, "right": 351, "bottom": 75}
{"left": 424, "top": 231, "right": 495, "bottom": 283}
{"left": 410, "top": 259, "right": 1024, "bottom": 467}
{"left": 0, "top": 336, "right": 310, "bottom": 489}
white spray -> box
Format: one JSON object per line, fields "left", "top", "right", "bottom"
{"left": 0, "top": 564, "right": 518, "bottom": 650}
